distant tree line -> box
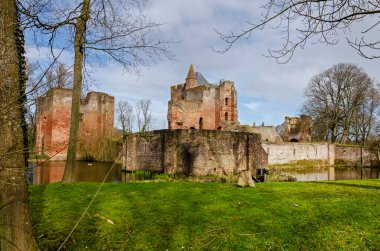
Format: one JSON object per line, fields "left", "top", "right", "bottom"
{"left": 301, "top": 63, "right": 380, "bottom": 146}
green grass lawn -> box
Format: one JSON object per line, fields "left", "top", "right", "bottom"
{"left": 30, "top": 180, "right": 380, "bottom": 250}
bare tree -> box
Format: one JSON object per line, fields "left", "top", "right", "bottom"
{"left": 19, "top": 0, "right": 173, "bottom": 182}
{"left": 302, "top": 63, "right": 378, "bottom": 144}
{"left": 275, "top": 122, "right": 285, "bottom": 140}
{"left": 117, "top": 100, "right": 135, "bottom": 133}
{"left": 136, "top": 99, "right": 152, "bottom": 132}
{"left": 351, "top": 87, "right": 380, "bottom": 144}
{"left": 0, "top": 0, "right": 38, "bottom": 249}
{"left": 216, "top": 1, "right": 380, "bottom": 62}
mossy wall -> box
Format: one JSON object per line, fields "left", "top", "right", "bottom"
{"left": 123, "top": 129, "right": 268, "bottom": 176}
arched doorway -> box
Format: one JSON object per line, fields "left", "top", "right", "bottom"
{"left": 199, "top": 117, "right": 203, "bottom": 129}
{"left": 181, "top": 148, "right": 192, "bottom": 176}
{"left": 290, "top": 138, "right": 299, "bottom": 142}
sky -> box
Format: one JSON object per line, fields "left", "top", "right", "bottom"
{"left": 25, "top": 0, "right": 380, "bottom": 129}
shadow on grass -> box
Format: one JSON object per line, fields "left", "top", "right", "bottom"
{"left": 312, "top": 181, "right": 380, "bottom": 190}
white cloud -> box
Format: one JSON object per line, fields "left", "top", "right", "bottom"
{"left": 25, "top": 1, "right": 380, "bottom": 129}
{"left": 243, "top": 101, "right": 261, "bottom": 111}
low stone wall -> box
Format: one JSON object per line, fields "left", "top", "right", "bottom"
{"left": 263, "top": 142, "right": 379, "bottom": 166}
{"left": 262, "top": 143, "right": 334, "bottom": 165}
{"left": 335, "top": 145, "right": 379, "bottom": 166}
{"left": 123, "top": 129, "right": 268, "bottom": 176}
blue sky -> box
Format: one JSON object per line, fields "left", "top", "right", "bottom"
{"left": 26, "top": 0, "right": 380, "bottom": 129}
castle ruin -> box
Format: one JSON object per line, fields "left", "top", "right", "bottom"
{"left": 283, "top": 115, "right": 312, "bottom": 142}
{"left": 168, "top": 64, "right": 238, "bottom": 131}
{"left": 35, "top": 88, "right": 114, "bottom": 160}
{"left": 123, "top": 130, "right": 268, "bottom": 176}
{"left": 124, "top": 65, "right": 269, "bottom": 176}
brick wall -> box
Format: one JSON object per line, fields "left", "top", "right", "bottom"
{"left": 124, "top": 130, "right": 268, "bottom": 176}
{"left": 167, "top": 66, "right": 238, "bottom": 131}
{"left": 335, "top": 145, "right": 379, "bottom": 166}
{"left": 35, "top": 88, "right": 114, "bottom": 160}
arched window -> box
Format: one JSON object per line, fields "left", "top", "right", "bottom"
{"left": 225, "top": 112, "right": 228, "bottom": 121}
{"left": 199, "top": 117, "right": 203, "bottom": 129}
{"left": 225, "top": 97, "right": 230, "bottom": 105}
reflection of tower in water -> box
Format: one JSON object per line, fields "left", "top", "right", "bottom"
{"left": 30, "top": 161, "right": 122, "bottom": 184}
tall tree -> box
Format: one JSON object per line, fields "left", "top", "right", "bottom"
{"left": 302, "top": 63, "right": 378, "bottom": 144}
{"left": 0, "top": 0, "right": 38, "bottom": 249}
{"left": 216, "top": 1, "right": 380, "bottom": 62}
{"left": 19, "top": 0, "right": 172, "bottom": 182}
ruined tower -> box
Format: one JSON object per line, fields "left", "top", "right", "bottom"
{"left": 283, "top": 115, "right": 312, "bottom": 142}
{"left": 168, "top": 64, "right": 238, "bottom": 130}
{"left": 35, "top": 88, "right": 114, "bottom": 160}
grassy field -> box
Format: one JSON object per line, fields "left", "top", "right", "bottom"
{"left": 30, "top": 180, "right": 380, "bottom": 250}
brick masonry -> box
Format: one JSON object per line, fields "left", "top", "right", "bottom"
{"left": 283, "top": 115, "right": 312, "bottom": 142}
{"left": 335, "top": 145, "right": 379, "bottom": 166}
{"left": 35, "top": 88, "right": 114, "bottom": 160}
{"left": 245, "top": 126, "right": 283, "bottom": 143}
{"left": 123, "top": 130, "right": 268, "bottom": 176}
{"left": 168, "top": 65, "right": 238, "bottom": 131}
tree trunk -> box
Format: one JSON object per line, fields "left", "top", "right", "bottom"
{"left": 63, "top": 0, "right": 91, "bottom": 182}
{"left": 0, "top": 0, "right": 39, "bottom": 249}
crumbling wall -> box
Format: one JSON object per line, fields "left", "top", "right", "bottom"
{"left": 35, "top": 89, "right": 72, "bottom": 160}
{"left": 167, "top": 65, "right": 238, "bottom": 131}
{"left": 124, "top": 130, "right": 267, "bottom": 176}
{"left": 283, "top": 115, "right": 312, "bottom": 142}
{"left": 335, "top": 145, "right": 379, "bottom": 166}
{"left": 244, "top": 126, "right": 283, "bottom": 143}
{"left": 35, "top": 88, "right": 114, "bottom": 161}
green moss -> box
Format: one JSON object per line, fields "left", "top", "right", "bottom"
{"left": 334, "top": 159, "right": 360, "bottom": 167}
{"left": 30, "top": 180, "right": 380, "bottom": 250}
{"left": 78, "top": 137, "right": 119, "bottom": 162}
{"left": 28, "top": 153, "right": 49, "bottom": 162}
{"left": 239, "top": 125, "right": 251, "bottom": 132}
{"left": 336, "top": 143, "right": 371, "bottom": 149}
{"left": 268, "top": 160, "right": 329, "bottom": 171}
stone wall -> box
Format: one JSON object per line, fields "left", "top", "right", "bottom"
{"left": 35, "top": 88, "right": 114, "bottom": 160}
{"left": 335, "top": 145, "right": 379, "bottom": 166}
{"left": 263, "top": 142, "right": 379, "bottom": 166}
{"left": 263, "top": 143, "right": 335, "bottom": 165}
{"left": 244, "top": 126, "right": 283, "bottom": 143}
{"left": 124, "top": 130, "right": 268, "bottom": 176}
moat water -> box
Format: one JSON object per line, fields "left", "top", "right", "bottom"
{"left": 28, "top": 161, "right": 123, "bottom": 184}
{"left": 273, "top": 166, "right": 380, "bottom": 182}
{"left": 28, "top": 161, "right": 380, "bottom": 184}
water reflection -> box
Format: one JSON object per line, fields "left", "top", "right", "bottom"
{"left": 30, "top": 161, "right": 380, "bottom": 184}
{"left": 30, "top": 161, "right": 121, "bottom": 184}
{"left": 278, "top": 167, "right": 380, "bottom": 182}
